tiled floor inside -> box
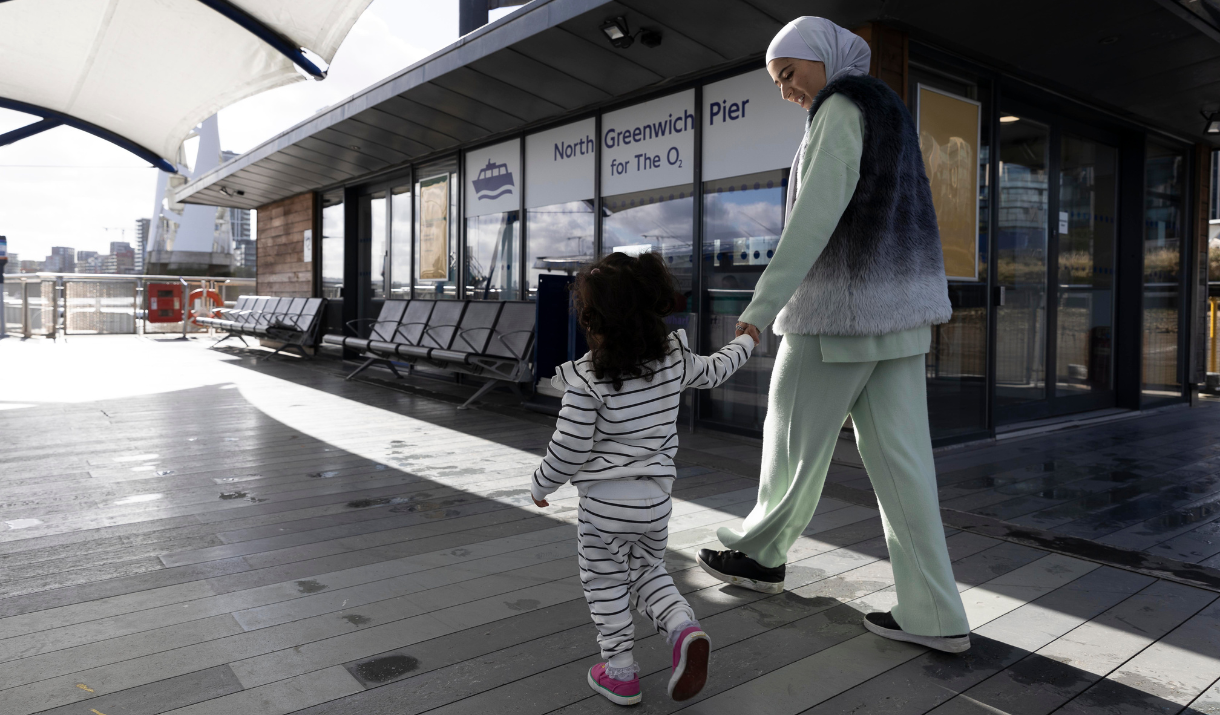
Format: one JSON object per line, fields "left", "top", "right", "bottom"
{"left": 2, "top": 335, "right": 1220, "bottom": 714}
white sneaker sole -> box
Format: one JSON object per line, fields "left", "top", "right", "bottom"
{"left": 587, "top": 667, "right": 641, "bottom": 706}
{"left": 863, "top": 618, "right": 971, "bottom": 653}
{"left": 696, "top": 554, "right": 784, "bottom": 594}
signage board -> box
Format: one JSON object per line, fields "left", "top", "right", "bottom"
{"left": 525, "top": 118, "right": 596, "bottom": 209}
{"left": 302, "top": 229, "right": 312, "bottom": 263}
{"left": 702, "top": 70, "right": 805, "bottom": 182}
{"left": 917, "top": 84, "right": 981, "bottom": 281}
{"left": 465, "top": 139, "right": 521, "bottom": 218}
{"left": 601, "top": 90, "right": 694, "bottom": 196}
{"left": 418, "top": 174, "right": 450, "bottom": 281}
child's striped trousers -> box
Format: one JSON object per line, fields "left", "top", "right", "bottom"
{"left": 577, "top": 490, "right": 695, "bottom": 661}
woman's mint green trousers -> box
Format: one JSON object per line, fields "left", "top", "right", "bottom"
{"left": 718, "top": 333, "right": 970, "bottom": 636}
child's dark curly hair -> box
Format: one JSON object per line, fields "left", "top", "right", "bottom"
{"left": 574, "top": 251, "right": 677, "bottom": 391}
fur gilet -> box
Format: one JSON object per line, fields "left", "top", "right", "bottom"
{"left": 773, "top": 74, "right": 952, "bottom": 337}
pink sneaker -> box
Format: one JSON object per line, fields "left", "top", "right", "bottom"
{"left": 668, "top": 626, "right": 710, "bottom": 701}
{"left": 587, "top": 662, "right": 642, "bottom": 706}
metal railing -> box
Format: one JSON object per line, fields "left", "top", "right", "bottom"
{"left": 2, "top": 273, "right": 255, "bottom": 339}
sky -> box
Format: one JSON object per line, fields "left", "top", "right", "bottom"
{"left": 0, "top": 1, "right": 516, "bottom": 264}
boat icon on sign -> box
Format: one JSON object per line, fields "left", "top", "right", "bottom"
{"left": 472, "top": 160, "right": 514, "bottom": 200}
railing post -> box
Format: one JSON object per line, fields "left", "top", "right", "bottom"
{"left": 181, "top": 277, "right": 189, "bottom": 339}
{"left": 21, "top": 280, "right": 30, "bottom": 338}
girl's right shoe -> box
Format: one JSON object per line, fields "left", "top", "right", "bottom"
{"left": 587, "top": 663, "right": 642, "bottom": 706}
{"left": 668, "top": 626, "right": 711, "bottom": 701}
{"left": 697, "top": 549, "right": 785, "bottom": 594}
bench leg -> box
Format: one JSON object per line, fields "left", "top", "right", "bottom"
{"left": 458, "top": 378, "right": 501, "bottom": 410}
{"left": 386, "top": 361, "right": 403, "bottom": 379}
{"left": 346, "top": 357, "right": 378, "bottom": 380}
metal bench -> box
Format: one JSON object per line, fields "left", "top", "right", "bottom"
{"left": 322, "top": 298, "right": 537, "bottom": 409}
{"left": 197, "top": 295, "right": 326, "bottom": 360}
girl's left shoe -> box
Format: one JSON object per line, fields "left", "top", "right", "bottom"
{"left": 668, "top": 626, "right": 711, "bottom": 701}
{"left": 587, "top": 663, "right": 642, "bottom": 706}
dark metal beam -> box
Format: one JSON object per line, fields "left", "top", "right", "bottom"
{"left": 0, "top": 97, "right": 176, "bottom": 172}
{"left": 194, "top": 0, "right": 327, "bottom": 79}
{"left": 0, "top": 118, "right": 61, "bottom": 147}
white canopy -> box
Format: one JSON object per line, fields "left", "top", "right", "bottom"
{"left": 0, "top": 0, "right": 372, "bottom": 170}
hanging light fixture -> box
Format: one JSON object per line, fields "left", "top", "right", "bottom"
{"left": 600, "top": 17, "right": 632, "bottom": 48}
{"left": 1203, "top": 110, "right": 1220, "bottom": 135}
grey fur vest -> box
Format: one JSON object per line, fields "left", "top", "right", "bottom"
{"left": 773, "top": 74, "right": 952, "bottom": 337}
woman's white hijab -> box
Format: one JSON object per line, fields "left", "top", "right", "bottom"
{"left": 765, "top": 16, "right": 871, "bottom": 84}
{"left": 768, "top": 17, "right": 871, "bottom": 213}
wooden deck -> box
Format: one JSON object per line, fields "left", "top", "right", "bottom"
{"left": 2, "top": 335, "right": 1220, "bottom": 715}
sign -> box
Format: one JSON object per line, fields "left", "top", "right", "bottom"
{"left": 465, "top": 139, "right": 520, "bottom": 218}
{"left": 302, "top": 229, "right": 312, "bottom": 263}
{"left": 525, "top": 118, "right": 595, "bottom": 209}
{"left": 917, "top": 84, "right": 981, "bottom": 281}
{"left": 601, "top": 90, "right": 694, "bottom": 196}
{"left": 1058, "top": 211, "right": 1069, "bottom": 235}
{"left": 702, "top": 71, "right": 804, "bottom": 182}
{"left": 418, "top": 175, "right": 450, "bottom": 281}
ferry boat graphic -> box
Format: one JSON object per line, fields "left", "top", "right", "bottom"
{"left": 472, "top": 160, "right": 514, "bottom": 200}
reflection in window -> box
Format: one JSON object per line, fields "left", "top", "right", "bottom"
{"left": 320, "top": 191, "right": 344, "bottom": 300}
{"left": 699, "top": 170, "right": 786, "bottom": 432}
{"left": 390, "top": 185, "right": 411, "bottom": 298}
{"left": 995, "top": 117, "right": 1049, "bottom": 411}
{"left": 414, "top": 164, "right": 458, "bottom": 299}
{"left": 466, "top": 211, "right": 520, "bottom": 300}
{"left": 526, "top": 200, "right": 594, "bottom": 297}
{"left": 1143, "top": 142, "right": 1186, "bottom": 403}
{"left": 602, "top": 185, "right": 694, "bottom": 302}
{"left": 370, "top": 192, "right": 387, "bottom": 300}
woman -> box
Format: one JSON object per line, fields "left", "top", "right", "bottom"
{"left": 696, "top": 16, "right": 971, "bottom": 653}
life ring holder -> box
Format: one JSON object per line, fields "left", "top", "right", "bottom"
{"left": 187, "top": 288, "right": 225, "bottom": 327}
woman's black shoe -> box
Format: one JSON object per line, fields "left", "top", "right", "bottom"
{"left": 863, "top": 611, "right": 971, "bottom": 653}
{"left": 697, "top": 549, "right": 785, "bottom": 594}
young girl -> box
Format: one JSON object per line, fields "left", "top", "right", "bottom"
{"left": 530, "top": 251, "right": 757, "bottom": 706}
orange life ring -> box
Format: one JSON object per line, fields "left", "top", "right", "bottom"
{"left": 188, "top": 288, "right": 225, "bottom": 326}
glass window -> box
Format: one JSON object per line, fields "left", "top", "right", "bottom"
{"left": 370, "top": 191, "right": 387, "bottom": 300}
{"left": 465, "top": 211, "right": 520, "bottom": 300}
{"left": 526, "top": 200, "right": 595, "bottom": 297}
{"left": 995, "top": 117, "right": 1050, "bottom": 413}
{"left": 602, "top": 185, "right": 695, "bottom": 303}
{"left": 1056, "top": 135, "right": 1117, "bottom": 398}
{"left": 320, "top": 191, "right": 344, "bottom": 300}
{"left": 1143, "top": 142, "right": 1187, "bottom": 403}
{"left": 699, "top": 170, "right": 785, "bottom": 431}
{"left": 390, "top": 185, "right": 412, "bottom": 299}
{"left": 414, "top": 160, "right": 458, "bottom": 299}
{"left": 910, "top": 66, "right": 992, "bottom": 440}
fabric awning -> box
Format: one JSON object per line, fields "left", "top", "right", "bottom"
{"left": 0, "top": 0, "right": 372, "bottom": 170}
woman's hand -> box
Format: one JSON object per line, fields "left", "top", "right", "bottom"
{"left": 735, "top": 321, "right": 761, "bottom": 345}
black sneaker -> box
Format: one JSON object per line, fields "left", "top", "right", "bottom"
{"left": 863, "top": 611, "right": 971, "bottom": 653}
{"left": 697, "top": 549, "right": 785, "bottom": 594}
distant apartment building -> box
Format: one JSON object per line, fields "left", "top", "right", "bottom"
{"left": 19, "top": 259, "right": 43, "bottom": 273}
{"left": 44, "top": 246, "right": 74, "bottom": 273}
{"left": 134, "top": 218, "right": 149, "bottom": 274}
{"left": 104, "top": 242, "right": 136, "bottom": 274}
{"left": 4, "top": 253, "right": 16, "bottom": 274}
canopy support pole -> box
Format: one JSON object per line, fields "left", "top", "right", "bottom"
{"left": 0, "top": 97, "right": 175, "bottom": 172}
{"left": 193, "top": 0, "right": 327, "bottom": 79}
{"left": 0, "top": 118, "right": 61, "bottom": 147}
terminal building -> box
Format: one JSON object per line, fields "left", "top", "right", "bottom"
{"left": 178, "top": 0, "right": 1219, "bottom": 445}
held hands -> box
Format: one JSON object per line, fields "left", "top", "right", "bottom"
{"left": 735, "top": 321, "right": 761, "bottom": 345}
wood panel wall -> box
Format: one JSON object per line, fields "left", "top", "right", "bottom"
{"left": 853, "top": 23, "right": 909, "bottom": 102}
{"left": 256, "top": 192, "right": 315, "bottom": 298}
